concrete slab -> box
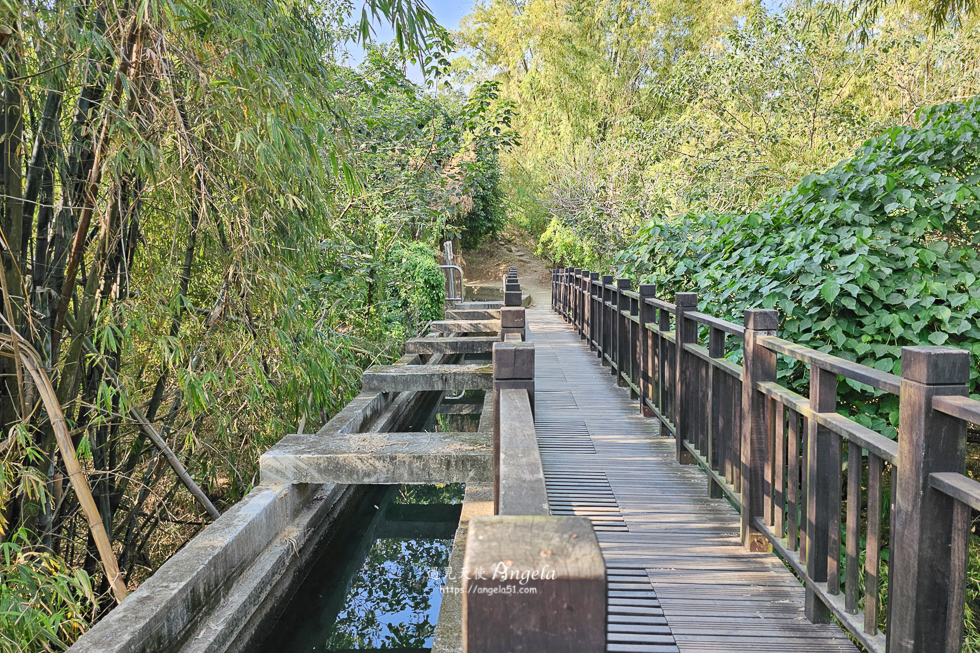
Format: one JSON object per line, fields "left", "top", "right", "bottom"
{"left": 430, "top": 320, "right": 500, "bottom": 334}
{"left": 404, "top": 336, "right": 499, "bottom": 355}
{"left": 259, "top": 431, "right": 492, "bottom": 484}
{"left": 69, "top": 483, "right": 338, "bottom": 653}
{"left": 455, "top": 301, "right": 503, "bottom": 310}
{"left": 445, "top": 309, "right": 500, "bottom": 321}
{"left": 361, "top": 364, "right": 492, "bottom": 392}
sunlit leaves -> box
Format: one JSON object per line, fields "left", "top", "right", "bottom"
{"left": 618, "top": 95, "right": 980, "bottom": 436}
{"left": 0, "top": 531, "right": 95, "bottom": 653}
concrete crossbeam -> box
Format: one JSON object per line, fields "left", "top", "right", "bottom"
{"left": 362, "top": 364, "right": 493, "bottom": 392}
{"left": 430, "top": 320, "right": 500, "bottom": 334}
{"left": 404, "top": 336, "right": 499, "bottom": 355}
{"left": 260, "top": 431, "right": 492, "bottom": 484}
{"left": 446, "top": 309, "right": 501, "bottom": 321}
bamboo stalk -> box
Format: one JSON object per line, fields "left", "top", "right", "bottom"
{"left": 0, "top": 334, "right": 128, "bottom": 603}
{"left": 0, "top": 260, "right": 27, "bottom": 418}
{"left": 66, "top": 319, "right": 221, "bottom": 520}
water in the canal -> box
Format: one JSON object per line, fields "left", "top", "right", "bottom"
{"left": 259, "top": 483, "right": 464, "bottom": 652}
{"left": 259, "top": 390, "right": 482, "bottom": 652}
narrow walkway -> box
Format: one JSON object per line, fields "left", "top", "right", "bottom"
{"left": 527, "top": 301, "right": 858, "bottom": 653}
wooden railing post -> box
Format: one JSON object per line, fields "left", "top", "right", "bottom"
{"left": 599, "top": 275, "right": 613, "bottom": 362}
{"left": 556, "top": 269, "right": 562, "bottom": 315}
{"left": 887, "top": 346, "right": 970, "bottom": 653}
{"left": 563, "top": 267, "right": 572, "bottom": 318}
{"left": 657, "top": 299, "right": 671, "bottom": 425}
{"left": 588, "top": 272, "right": 599, "bottom": 350}
{"left": 805, "top": 365, "right": 838, "bottom": 623}
{"left": 462, "top": 515, "right": 606, "bottom": 653}
{"left": 551, "top": 268, "right": 559, "bottom": 312}
{"left": 568, "top": 268, "right": 575, "bottom": 324}
{"left": 628, "top": 290, "right": 640, "bottom": 399}
{"left": 580, "top": 270, "right": 590, "bottom": 342}
{"left": 674, "top": 292, "right": 699, "bottom": 463}
{"left": 638, "top": 285, "right": 656, "bottom": 416}
{"left": 615, "top": 278, "right": 631, "bottom": 385}
{"left": 739, "top": 309, "right": 777, "bottom": 551}
{"left": 554, "top": 269, "right": 559, "bottom": 311}
{"left": 492, "top": 341, "right": 535, "bottom": 515}
{"left": 500, "top": 307, "right": 526, "bottom": 341}
{"left": 505, "top": 274, "right": 522, "bottom": 308}
{"left": 556, "top": 268, "right": 561, "bottom": 313}
{"left": 574, "top": 268, "right": 582, "bottom": 332}
{"left": 569, "top": 267, "right": 574, "bottom": 318}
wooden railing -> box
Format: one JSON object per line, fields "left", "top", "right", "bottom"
{"left": 553, "top": 266, "right": 980, "bottom": 653}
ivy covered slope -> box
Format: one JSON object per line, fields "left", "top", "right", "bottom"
{"left": 618, "top": 96, "right": 980, "bottom": 435}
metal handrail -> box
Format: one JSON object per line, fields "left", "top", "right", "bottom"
{"left": 441, "top": 264, "right": 464, "bottom": 302}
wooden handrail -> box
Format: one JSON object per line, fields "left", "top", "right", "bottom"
{"left": 933, "top": 393, "right": 980, "bottom": 423}
{"left": 759, "top": 335, "right": 902, "bottom": 395}
{"left": 497, "top": 388, "right": 548, "bottom": 516}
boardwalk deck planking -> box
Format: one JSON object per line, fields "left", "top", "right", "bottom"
{"left": 528, "top": 302, "right": 858, "bottom": 653}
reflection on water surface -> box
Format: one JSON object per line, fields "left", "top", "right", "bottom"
{"left": 262, "top": 484, "right": 463, "bottom": 653}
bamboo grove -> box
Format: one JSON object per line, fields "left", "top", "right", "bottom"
{"left": 456, "top": 0, "right": 980, "bottom": 265}
{"left": 0, "top": 1, "right": 515, "bottom": 647}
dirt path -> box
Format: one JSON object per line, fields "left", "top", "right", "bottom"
{"left": 459, "top": 238, "right": 552, "bottom": 301}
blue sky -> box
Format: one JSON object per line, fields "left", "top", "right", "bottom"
{"left": 420, "top": 0, "right": 474, "bottom": 32}
{"left": 345, "top": 1, "right": 476, "bottom": 83}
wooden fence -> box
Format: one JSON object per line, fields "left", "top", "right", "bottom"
{"left": 553, "top": 266, "right": 980, "bottom": 653}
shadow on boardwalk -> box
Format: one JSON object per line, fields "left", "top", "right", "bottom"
{"left": 527, "top": 298, "right": 858, "bottom": 653}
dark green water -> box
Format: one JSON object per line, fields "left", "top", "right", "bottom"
{"left": 259, "top": 385, "right": 483, "bottom": 652}
{"left": 258, "top": 482, "right": 465, "bottom": 652}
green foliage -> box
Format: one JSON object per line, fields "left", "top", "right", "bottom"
{"left": 0, "top": 0, "right": 518, "bottom": 646}
{"left": 0, "top": 531, "right": 95, "bottom": 653}
{"left": 455, "top": 81, "right": 519, "bottom": 249}
{"left": 457, "top": 0, "right": 745, "bottom": 249}
{"left": 501, "top": 165, "right": 549, "bottom": 238}
{"left": 459, "top": 149, "right": 505, "bottom": 249}
{"left": 617, "top": 96, "right": 980, "bottom": 436}
{"left": 382, "top": 242, "right": 446, "bottom": 332}
{"left": 462, "top": 0, "right": 980, "bottom": 256}
{"left": 536, "top": 220, "right": 606, "bottom": 270}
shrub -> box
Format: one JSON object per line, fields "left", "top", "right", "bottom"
{"left": 617, "top": 96, "right": 980, "bottom": 436}
{"left": 536, "top": 220, "right": 607, "bottom": 270}
{"left": 382, "top": 243, "right": 446, "bottom": 331}
{"left": 459, "top": 149, "right": 506, "bottom": 250}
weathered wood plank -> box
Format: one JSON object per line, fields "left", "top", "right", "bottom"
{"left": 498, "top": 389, "right": 548, "bottom": 516}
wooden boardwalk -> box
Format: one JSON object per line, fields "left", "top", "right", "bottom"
{"left": 528, "top": 302, "right": 858, "bottom": 653}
